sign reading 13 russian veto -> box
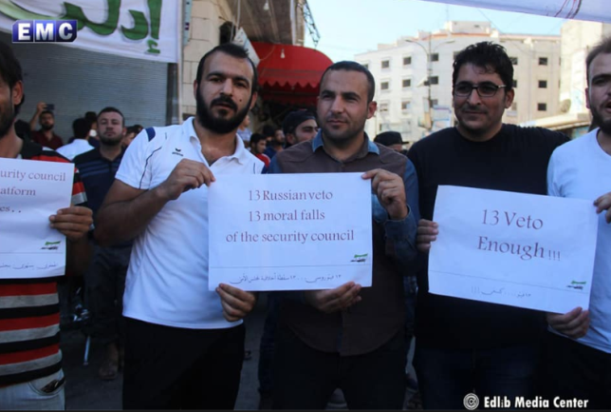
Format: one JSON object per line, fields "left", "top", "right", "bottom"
{"left": 12, "top": 20, "right": 77, "bottom": 43}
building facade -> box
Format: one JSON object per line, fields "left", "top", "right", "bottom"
{"left": 355, "top": 21, "right": 561, "bottom": 143}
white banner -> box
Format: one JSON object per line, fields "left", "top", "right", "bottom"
{"left": 208, "top": 173, "right": 373, "bottom": 291}
{"left": 0, "top": 158, "right": 74, "bottom": 279}
{"left": 429, "top": 186, "right": 598, "bottom": 314}
{"left": 0, "top": 0, "right": 180, "bottom": 62}
{"left": 421, "top": 0, "right": 611, "bottom": 23}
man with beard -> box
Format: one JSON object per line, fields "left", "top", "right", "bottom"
{"left": 73, "top": 107, "right": 130, "bottom": 381}
{"left": 542, "top": 37, "right": 611, "bottom": 409}
{"left": 267, "top": 61, "right": 419, "bottom": 409}
{"left": 29, "top": 102, "right": 63, "bottom": 150}
{"left": 94, "top": 43, "right": 262, "bottom": 409}
{"left": 0, "top": 42, "right": 92, "bottom": 409}
{"left": 410, "top": 42, "right": 569, "bottom": 409}
{"left": 282, "top": 110, "right": 318, "bottom": 149}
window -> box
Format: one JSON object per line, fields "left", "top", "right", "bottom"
{"left": 403, "top": 56, "right": 412, "bottom": 66}
{"left": 431, "top": 53, "right": 439, "bottom": 62}
{"left": 513, "top": 79, "right": 518, "bottom": 88}
{"left": 362, "top": 63, "right": 369, "bottom": 70}
{"left": 379, "top": 102, "right": 389, "bottom": 113}
{"left": 381, "top": 60, "right": 390, "bottom": 69}
{"left": 538, "top": 103, "right": 547, "bottom": 111}
{"left": 539, "top": 57, "right": 548, "bottom": 66}
{"left": 509, "top": 57, "right": 518, "bottom": 65}
{"left": 402, "top": 79, "right": 411, "bottom": 88}
{"left": 538, "top": 80, "right": 548, "bottom": 89}
{"left": 511, "top": 102, "right": 517, "bottom": 111}
{"left": 381, "top": 81, "right": 389, "bottom": 91}
{"left": 429, "top": 76, "right": 439, "bottom": 85}
{"left": 431, "top": 99, "right": 439, "bottom": 107}
{"left": 401, "top": 100, "right": 411, "bottom": 111}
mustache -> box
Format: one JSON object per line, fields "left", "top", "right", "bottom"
{"left": 461, "top": 105, "right": 487, "bottom": 113}
{"left": 211, "top": 96, "right": 237, "bottom": 111}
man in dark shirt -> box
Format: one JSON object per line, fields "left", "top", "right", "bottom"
{"left": 409, "top": 42, "right": 569, "bottom": 409}
{"left": 73, "top": 107, "right": 130, "bottom": 381}
{"left": 268, "top": 61, "right": 419, "bottom": 409}
{"left": 29, "top": 102, "right": 63, "bottom": 150}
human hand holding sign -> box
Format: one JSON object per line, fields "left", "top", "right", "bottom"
{"left": 156, "top": 159, "right": 215, "bottom": 201}
{"left": 546, "top": 307, "right": 590, "bottom": 339}
{"left": 216, "top": 284, "right": 257, "bottom": 322}
{"left": 594, "top": 192, "right": 611, "bottom": 223}
{"left": 362, "top": 169, "right": 407, "bottom": 220}
{"left": 416, "top": 219, "right": 439, "bottom": 253}
{"left": 304, "top": 281, "right": 362, "bottom": 313}
{"left": 49, "top": 206, "right": 93, "bottom": 242}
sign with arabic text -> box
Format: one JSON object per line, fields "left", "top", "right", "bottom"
{"left": 429, "top": 186, "right": 598, "bottom": 313}
{"left": 0, "top": 0, "right": 180, "bottom": 62}
{"left": 0, "top": 157, "right": 75, "bottom": 279}
{"left": 208, "top": 173, "right": 373, "bottom": 291}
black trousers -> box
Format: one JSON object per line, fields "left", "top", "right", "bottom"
{"left": 122, "top": 317, "right": 245, "bottom": 410}
{"left": 539, "top": 331, "right": 611, "bottom": 410}
{"left": 272, "top": 324, "right": 407, "bottom": 410}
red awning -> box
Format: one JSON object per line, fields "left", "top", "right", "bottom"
{"left": 252, "top": 42, "right": 333, "bottom": 106}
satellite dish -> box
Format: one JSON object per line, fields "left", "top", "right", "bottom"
{"left": 559, "top": 99, "right": 571, "bottom": 113}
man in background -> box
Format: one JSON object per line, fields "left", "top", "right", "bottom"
{"left": 29, "top": 102, "right": 63, "bottom": 150}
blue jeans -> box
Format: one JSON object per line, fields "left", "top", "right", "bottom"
{"left": 0, "top": 369, "right": 65, "bottom": 410}
{"left": 414, "top": 343, "right": 539, "bottom": 409}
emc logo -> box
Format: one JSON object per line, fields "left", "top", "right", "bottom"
{"left": 12, "top": 20, "right": 77, "bottom": 43}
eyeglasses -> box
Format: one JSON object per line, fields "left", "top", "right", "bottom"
{"left": 454, "top": 82, "right": 506, "bottom": 98}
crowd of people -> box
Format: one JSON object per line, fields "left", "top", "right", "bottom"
{"left": 0, "top": 33, "right": 609, "bottom": 411}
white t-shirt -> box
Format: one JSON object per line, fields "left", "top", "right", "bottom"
{"left": 56, "top": 139, "right": 93, "bottom": 160}
{"left": 115, "top": 118, "right": 264, "bottom": 329}
{"left": 547, "top": 129, "right": 611, "bottom": 354}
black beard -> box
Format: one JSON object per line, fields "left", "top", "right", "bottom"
{"left": 0, "top": 105, "right": 15, "bottom": 140}
{"left": 196, "top": 90, "right": 251, "bottom": 134}
{"left": 41, "top": 123, "right": 53, "bottom": 131}
{"left": 591, "top": 108, "right": 611, "bottom": 135}
{"left": 99, "top": 136, "right": 123, "bottom": 146}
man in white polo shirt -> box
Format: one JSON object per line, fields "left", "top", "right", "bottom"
{"left": 94, "top": 43, "right": 263, "bottom": 409}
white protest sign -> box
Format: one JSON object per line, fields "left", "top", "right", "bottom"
{"left": 429, "top": 185, "right": 598, "bottom": 314}
{"left": 208, "top": 173, "right": 372, "bottom": 291}
{"left": 0, "top": 158, "right": 74, "bottom": 279}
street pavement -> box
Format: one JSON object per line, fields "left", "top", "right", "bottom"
{"left": 61, "top": 295, "right": 419, "bottom": 410}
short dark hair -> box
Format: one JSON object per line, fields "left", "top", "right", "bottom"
{"left": 320, "top": 61, "right": 376, "bottom": 103}
{"left": 374, "top": 131, "right": 403, "bottom": 146}
{"left": 84, "top": 111, "right": 97, "bottom": 123}
{"left": 195, "top": 43, "right": 258, "bottom": 93}
{"left": 250, "top": 133, "right": 266, "bottom": 146}
{"left": 98, "top": 107, "right": 125, "bottom": 126}
{"left": 586, "top": 37, "right": 611, "bottom": 84}
{"left": 0, "top": 42, "right": 23, "bottom": 116}
{"left": 40, "top": 110, "right": 54, "bottom": 118}
{"left": 452, "top": 42, "right": 513, "bottom": 93}
{"left": 127, "top": 124, "right": 143, "bottom": 135}
{"left": 72, "top": 117, "right": 91, "bottom": 139}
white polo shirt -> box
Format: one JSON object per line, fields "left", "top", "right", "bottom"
{"left": 116, "top": 117, "right": 264, "bottom": 329}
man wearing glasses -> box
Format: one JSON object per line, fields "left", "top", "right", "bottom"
{"left": 407, "top": 42, "right": 569, "bottom": 409}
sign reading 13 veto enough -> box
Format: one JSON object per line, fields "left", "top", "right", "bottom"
{"left": 429, "top": 185, "right": 598, "bottom": 314}
{"left": 207, "top": 173, "right": 372, "bottom": 291}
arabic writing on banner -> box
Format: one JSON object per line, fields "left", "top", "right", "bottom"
{"left": 0, "top": 0, "right": 180, "bottom": 62}
{"left": 0, "top": 158, "right": 74, "bottom": 279}
{"left": 421, "top": 0, "right": 610, "bottom": 24}
{"left": 208, "top": 173, "right": 373, "bottom": 291}
{"left": 429, "top": 185, "right": 598, "bottom": 314}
